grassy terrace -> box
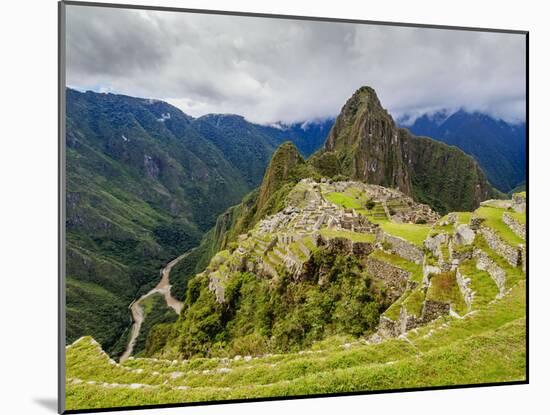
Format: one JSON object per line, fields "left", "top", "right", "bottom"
{"left": 319, "top": 228, "right": 376, "bottom": 243}
{"left": 373, "top": 250, "right": 424, "bottom": 321}
{"left": 426, "top": 271, "right": 468, "bottom": 316}
{"left": 459, "top": 259, "right": 499, "bottom": 308}
{"left": 507, "top": 210, "right": 526, "bottom": 225}
{"left": 324, "top": 190, "right": 387, "bottom": 222}
{"left": 324, "top": 191, "right": 364, "bottom": 210}
{"left": 378, "top": 222, "right": 431, "bottom": 247}
{"left": 301, "top": 236, "right": 316, "bottom": 252}
{"left": 474, "top": 235, "right": 524, "bottom": 289}
{"left": 382, "top": 285, "right": 426, "bottom": 322}
{"left": 65, "top": 279, "right": 526, "bottom": 410}
{"left": 324, "top": 190, "right": 432, "bottom": 247}
{"left": 288, "top": 241, "right": 309, "bottom": 261}
{"left": 402, "top": 287, "right": 426, "bottom": 317}
{"left": 475, "top": 206, "right": 524, "bottom": 246}
{"left": 456, "top": 212, "right": 473, "bottom": 224}
{"left": 369, "top": 250, "right": 423, "bottom": 283}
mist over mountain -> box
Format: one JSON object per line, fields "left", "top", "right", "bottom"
{"left": 65, "top": 86, "right": 524, "bottom": 359}
{"left": 402, "top": 110, "right": 526, "bottom": 193}
{"left": 317, "top": 87, "right": 496, "bottom": 213}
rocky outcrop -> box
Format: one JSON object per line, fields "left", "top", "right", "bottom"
{"left": 320, "top": 86, "right": 495, "bottom": 213}
{"left": 454, "top": 224, "right": 475, "bottom": 245}
{"left": 324, "top": 87, "right": 412, "bottom": 194}
{"left": 503, "top": 212, "right": 526, "bottom": 240}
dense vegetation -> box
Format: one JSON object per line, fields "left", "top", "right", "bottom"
{"left": 65, "top": 89, "right": 329, "bottom": 355}
{"left": 66, "top": 237, "right": 526, "bottom": 410}
{"left": 146, "top": 249, "right": 386, "bottom": 359}
{"left": 320, "top": 86, "right": 497, "bottom": 213}
{"left": 406, "top": 110, "right": 526, "bottom": 193}
{"left": 168, "top": 142, "right": 323, "bottom": 301}
{"left": 66, "top": 85, "right": 518, "bottom": 374}
{"left": 132, "top": 294, "right": 179, "bottom": 357}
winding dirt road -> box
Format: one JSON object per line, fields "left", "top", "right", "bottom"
{"left": 120, "top": 250, "right": 194, "bottom": 362}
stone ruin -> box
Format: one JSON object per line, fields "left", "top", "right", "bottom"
{"left": 512, "top": 193, "right": 526, "bottom": 213}
{"left": 205, "top": 179, "right": 525, "bottom": 344}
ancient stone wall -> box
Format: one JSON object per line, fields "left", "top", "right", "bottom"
{"left": 424, "top": 233, "right": 448, "bottom": 256}
{"left": 320, "top": 236, "right": 374, "bottom": 258}
{"left": 503, "top": 212, "right": 526, "bottom": 240}
{"left": 422, "top": 263, "right": 441, "bottom": 285}
{"left": 480, "top": 227, "right": 520, "bottom": 267}
{"left": 377, "top": 316, "right": 400, "bottom": 338}
{"left": 364, "top": 257, "right": 410, "bottom": 302}
{"left": 422, "top": 300, "right": 450, "bottom": 323}
{"left": 455, "top": 267, "right": 474, "bottom": 310}
{"left": 512, "top": 193, "right": 526, "bottom": 213}
{"left": 474, "top": 249, "right": 506, "bottom": 296}
{"left": 377, "top": 231, "right": 423, "bottom": 263}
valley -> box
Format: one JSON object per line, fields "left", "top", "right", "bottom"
{"left": 64, "top": 85, "right": 527, "bottom": 411}
{"left": 65, "top": 89, "right": 333, "bottom": 357}
{"left": 65, "top": 178, "right": 526, "bottom": 410}
{"left": 120, "top": 250, "right": 194, "bottom": 363}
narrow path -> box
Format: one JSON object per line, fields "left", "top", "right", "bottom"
{"left": 120, "top": 249, "right": 194, "bottom": 362}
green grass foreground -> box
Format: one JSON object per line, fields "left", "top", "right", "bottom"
{"left": 65, "top": 278, "right": 526, "bottom": 410}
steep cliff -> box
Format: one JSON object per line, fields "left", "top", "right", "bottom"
{"left": 319, "top": 86, "right": 496, "bottom": 213}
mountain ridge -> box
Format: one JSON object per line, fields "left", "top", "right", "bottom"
{"left": 65, "top": 88, "right": 330, "bottom": 356}
{"left": 403, "top": 109, "right": 526, "bottom": 192}
{"left": 64, "top": 87, "right": 526, "bottom": 410}
{"left": 317, "top": 86, "right": 497, "bottom": 213}
{"left": 167, "top": 86, "right": 502, "bottom": 310}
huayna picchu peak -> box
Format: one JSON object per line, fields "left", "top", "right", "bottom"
{"left": 64, "top": 86, "right": 526, "bottom": 411}
{"left": 319, "top": 86, "right": 497, "bottom": 213}
{"left": 60, "top": 8, "right": 528, "bottom": 412}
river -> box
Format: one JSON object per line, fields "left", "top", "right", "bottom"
{"left": 119, "top": 250, "right": 193, "bottom": 362}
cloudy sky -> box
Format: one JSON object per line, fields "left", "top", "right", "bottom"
{"left": 65, "top": 5, "right": 526, "bottom": 125}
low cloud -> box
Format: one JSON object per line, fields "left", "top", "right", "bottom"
{"left": 66, "top": 5, "right": 526, "bottom": 124}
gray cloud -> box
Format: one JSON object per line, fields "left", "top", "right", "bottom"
{"left": 66, "top": 5, "right": 526, "bottom": 124}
